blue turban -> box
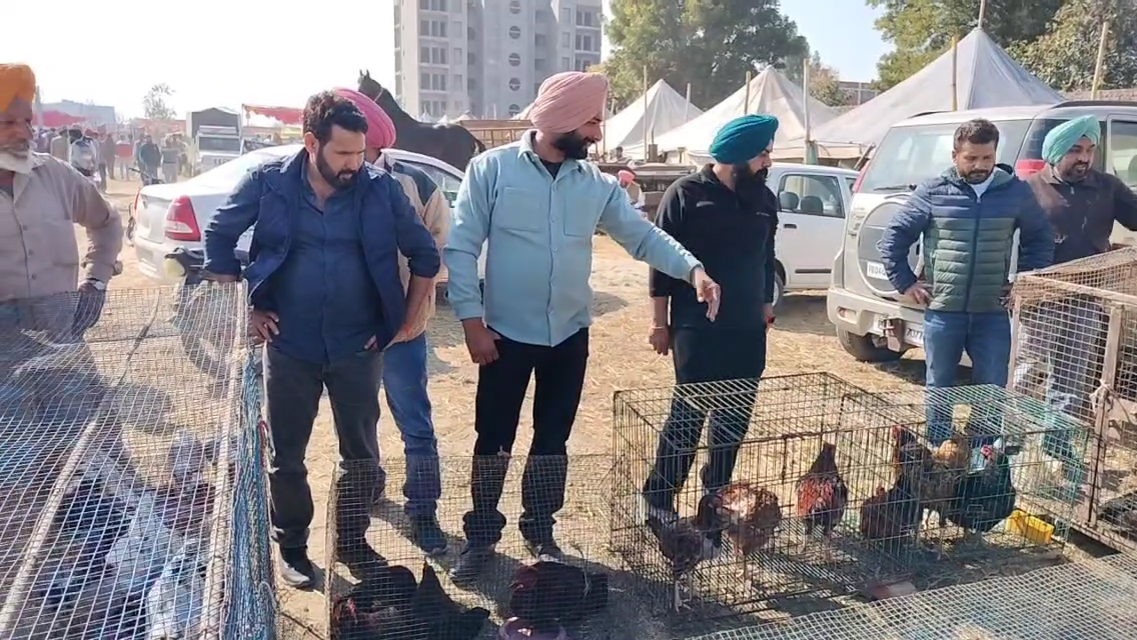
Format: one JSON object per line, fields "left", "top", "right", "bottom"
{"left": 709, "top": 114, "right": 779, "bottom": 165}
{"left": 1041, "top": 115, "right": 1100, "bottom": 165}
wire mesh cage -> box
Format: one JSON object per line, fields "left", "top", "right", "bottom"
{"left": 835, "top": 386, "right": 1089, "bottom": 573}
{"left": 611, "top": 373, "right": 903, "bottom": 617}
{"left": 1010, "top": 246, "right": 1137, "bottom": 551}
{"left": 0, "top": 286, "right": 274, "bottom": 639}
{"left": 683, "top": 552, "right": 1137, "bottom": 640}
{"left": 326, "top": 454, "right": 678, "bottom": 640}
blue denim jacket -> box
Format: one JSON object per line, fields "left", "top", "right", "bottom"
{"left": 203, "top": 150, "right": 440, "bottom": 348}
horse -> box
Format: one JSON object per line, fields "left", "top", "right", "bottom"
{"left": 357, "top": 70, "right": 486, "bottom": 171}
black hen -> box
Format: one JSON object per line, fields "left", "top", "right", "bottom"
{"left": 1100, "top": 491, "right": 1137, "bottom": 536}
{"left": 413, "top": 562, "right": 490, "bottom": 640}
{"left": 508, "top": 560, "right": 609, "bottom": 633}
{"left": 330, "top": 564, "right": 419, "bottom": 640}
{"left": 46, "top": 477, "right": 131, "bottom": 607}
{"left": 945, "top": 444, "right": 1016, "bottom": 535}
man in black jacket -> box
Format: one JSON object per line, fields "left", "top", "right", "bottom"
{"left": 641, "top": 114, "right": 779, "bottom": 532}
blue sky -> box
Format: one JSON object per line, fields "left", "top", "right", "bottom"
{"left": 1, "top": 0, "right": 890, "bottom": 116}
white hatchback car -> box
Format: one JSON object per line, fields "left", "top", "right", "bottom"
{"left": 765, "top": 163, "right": 860, "bottom": 307}
{"left": 130, "top": 144, "right": 464, "bottom": 281}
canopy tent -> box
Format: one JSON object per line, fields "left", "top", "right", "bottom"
{"left": 776, "top": 28, "right": 1064, "bottom": 160}
{"left": 624, "top": 67, "right": 838, "bottom": 163}
{"left": 602, "top": 79, "right": 701, "bottom": 151}
{"left": 243, "top": 104, "right": 303, "bottom": 127}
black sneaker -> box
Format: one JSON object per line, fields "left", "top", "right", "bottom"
{"left": 411, "top": 516, "right": 448, "bottom": 556}
{"left": 279, "top": 548, "right": 316, "bottom": 589}
{"left": 449, "top": 544, "right": 495, "bottom": 586}
{"left": 525, "top": 539, "right": 565, "bottom": 562}
{"left": 337, "top": 542, "right": 388, "bottom": 579}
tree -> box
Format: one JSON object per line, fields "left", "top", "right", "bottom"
{"left": 600, "top": 0, "right": 809, "bottom": 110}
{"left": 867, "top": 0, "right": 1064, "bottom": 90}
{"left": 142, "top": 83, "right": 176, "bottom": 120}
{"left": 1010, "top": 0, "right": 1137, "bottom": 92}
{"left": 785, "top": 52, "right": 854, "bottom": 106}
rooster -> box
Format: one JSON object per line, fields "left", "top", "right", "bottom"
{"left": 946, "top": 443, "right": 1016, "bottom": 543}
{"left": 508, "top": 560, "right": 609, "bottom": 633}
{"left": 892, "top": 426, "right": 970, "bottom": 557}
{"left": 796, "top": 442, "right": 849, "bottom": 561}
{"left": 859, "top": 483, "right": 922, "bottom": 549}
{"left": 329, "top": 564, "right": 419, "bottom": 640}
{"left": 702, "top": 481, "right": 781, "bottom": 589}
{"left": 646, "top": 493, "right": 719, "bottom": 611}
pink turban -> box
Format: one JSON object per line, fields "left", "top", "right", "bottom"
{"left": 333, "top": 87, "right": 397, "bottom": 149}
{"left": 528, "top": 72, "right": 608, "bottom": 134}
{"left": 617, "top": 170, "right": 635, "bottom": 186}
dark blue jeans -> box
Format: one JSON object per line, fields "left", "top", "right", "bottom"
{"left": 378, "top": 333, "right": 441, "bottom": 517}
{"left": 264, "top": 345, "right": 383, "bottom": 551}
{"left": 923, "top": 310, "right": 1011, "bottom": 446}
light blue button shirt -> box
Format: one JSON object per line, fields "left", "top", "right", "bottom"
{"left": 444, "top": 132, "right": 702, "bottom": 347}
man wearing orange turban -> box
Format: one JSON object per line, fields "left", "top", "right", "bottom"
{"left": 1, "top": 63, "right": 128, "bottom": 467}
{"left": 443, "top": 71, "right": 721, "bottom": 583}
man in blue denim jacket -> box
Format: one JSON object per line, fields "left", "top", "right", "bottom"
{"left": 203, "top": 92, "right": 439, "bottom": 589}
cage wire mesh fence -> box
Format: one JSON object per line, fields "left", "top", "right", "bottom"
{"left": 326, "top": 454, "right": 660, "bottom": 640}
{"left": 611, "top": 373, "right": 904, "bottom": 620}
{"left": 610, "top": 374, "right": 1090, "bottom": 624}
{"left": 0, "top": 285, "right": 273, "bottom": 639}
{"left": 684, "top": 552, "right": 1137, "bottom": 640}
{"left": 1010, "top": 246, "right": 1137, "bottom": 552}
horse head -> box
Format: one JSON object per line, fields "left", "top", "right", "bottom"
{"left": 358, "top": 69, "right": 385, "bottom": 101}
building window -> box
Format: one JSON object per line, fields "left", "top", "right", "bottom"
{"left": 575, "top": 34, "right": 593, "bottom": 52}
{"left": 534, "top": 58, "right": 547, "bottom": 71}
{"left": 508, "top": 104, "right": 522, "bottom": 117}
{"left": 508, "top": 53, "right": 521, "bottom": 67}
{"left": 509, "top": 0, "right": 521, "bottom": 14}
{"left": 452, "top": 20, "right": 462, "bottom": 35}
{"left": 422, "top": 46, "right": 447, "bottom": 64}
{"left": 421, "top": 45, "right": 430, "bottom": 61}
{"left": 433, "top": 73, "right": 448, "bottom": 91}
{"left": 420, "top": 0, "right": 448, "bottom": 10}
{"left": 453, "top": 47, "right": 463, "bottom": 62}
{"left": 508, "top": 78, "right": 521, "bottom": 91}
{"left": 535, "top": 34, "right": 547, "bottom": 47}
{"left": 560, "top": 8, "right": 571, "bottom": 22}
{"left": 561, "top": 32, "right": 570, "bottom": 48}
{"left": 509, "top": 26, "right": 521, "bottom": 39}
{"left": 453, "top": 74, "right": 464, "bottom": 90}
{"left": 468, "top": 77, "right": 477, "bottom": 90}
{"left": 420, "top": 71, "right": 430, "bottom": 87}
{"left": 561, "top": 56, "right": 571, "bottom": 71}
{"left": 468, "top": 52, "right": 476, "bottom": 65}
{"left": 468, "top": 26, "right": 476, "bottom": 41}
{"left": 576, "top": 10, "right": 596, "bottom": 27}
{"left": 422, "top": 20, "right": 447, "bottom": 37}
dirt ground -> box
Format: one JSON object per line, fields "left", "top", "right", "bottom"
{"left": 93, "top": 177, "right": 1110, "bottom": 639}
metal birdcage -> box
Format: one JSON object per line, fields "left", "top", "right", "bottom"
{"left": 0, "top": 286, "right": 274, "bottom": 639}
{"left": 683, "top": 552, "right": 1137, "bottom": 640}
{"left": 326, "top": 454, "right": 658, "bottom": 640}
{"left": 610, "top": 373, "right": 1087, "bottom": 620}
{"left": 611, "top": 373, "right": 892, "bottom": 616}
{"left": 1010, "top": 246, "right": 1137, "bottom": 552}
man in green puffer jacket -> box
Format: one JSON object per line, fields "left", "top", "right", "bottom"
{"left": 878, "top": 118, "right": 1054, "bottom": 445}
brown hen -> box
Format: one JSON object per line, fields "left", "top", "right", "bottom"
{"left": 796, "top": 442, "right": 849, "bottom": 560}
{"left": 704, "top": 481, "right": 781, "bottom": 587}
{"left": 892, "top": 426, "right": 970, "bottom": 556}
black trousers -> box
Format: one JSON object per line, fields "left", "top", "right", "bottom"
{"left": 643, "top": 327, "right": 767, "bottom": 510}
{"left": 264, "top": 346, "right": 383, "bottom": 551}
{"left": 463, "top": 328, "right": 589, "bottom": 547}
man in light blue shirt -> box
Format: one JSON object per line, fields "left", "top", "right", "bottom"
{"left": 444, "top": 71, "right": 721, "bottom": 583}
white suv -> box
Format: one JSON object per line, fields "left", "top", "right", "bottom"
{"left": 827, "top": 101, "right": 1137, "bottom": 362}
{"left": 764, "top": 163, "right": 859, "bottom": 307}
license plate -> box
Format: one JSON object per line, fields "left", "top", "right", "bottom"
{"left": 904, "top": 325, "right": 924, "bottom": 346}
{"left": 875, "top": 318, "right": 924, "bottom": 346}
{"left": 865, "top": 261, "right": 887, "bottom": 280}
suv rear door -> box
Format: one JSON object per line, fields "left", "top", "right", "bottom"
{"left": 773, "top": 168, "right": 849, "bottom": 289}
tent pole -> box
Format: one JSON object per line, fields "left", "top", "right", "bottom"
{"left": 643, "top": 66, "right": 650, "bottom": 160}
{"left": 950, "top": 35, "right": 959, "bottom": 111}
{"left": 743, "top": 71, "right": 753, "bottom": 115}
{"left": 684, "top": 83, "right": 692, "bottom": 123}
{"left": 803, "top": 57, "right": 811, "bottom": 162}
{"left": 1092, "top": 20, "right": 1110, "bottom": 99}
{"left": 977, "top": 0, "right": 987, "bottom": 30}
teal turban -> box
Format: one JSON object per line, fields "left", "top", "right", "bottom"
{"left": 1041, "top": 115, "right": 1101, "bottom": 164}
{"left": 709, "top": 114, "right": 779, "bottom": 165}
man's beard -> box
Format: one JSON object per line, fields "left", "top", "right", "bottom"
{"left": 0, "top": 146, "right": 35, "bottom": 175}
{"left": 731, "top": 163, "right": 773, "bottom": 209}
{"left": 552, "top": 132, "right": 592, "bottom": 160}
{"left": 963, "top": 168, "right": 992, "bottom": 184}
{"left": 1063, "top": 161, "right": 1090, "bottom": 182}
{"left": 316, "top": 146, "right": 357, "bottom": 190}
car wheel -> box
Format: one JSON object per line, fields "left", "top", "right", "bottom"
{"left": 836, "top": 327, "right": 903, "bottom": 363}
{"left": 771, "top": 271, "right": 786, "bottom": 310}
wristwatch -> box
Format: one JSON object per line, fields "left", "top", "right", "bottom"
{"left": 85, "top": 278, "right": 107, "bottom": 291}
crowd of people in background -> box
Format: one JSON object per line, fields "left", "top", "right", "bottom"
{"left": 31, "top": 125, "right": 187, "bottom": 188}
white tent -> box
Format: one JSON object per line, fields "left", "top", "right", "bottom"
{"left": 625, "top": 67, "right": 838, "bottom": 163}
{"left": 777, "top": 28, "right": 1064, "bottom": 160}
{"left": 602, "top": 80, "right": 702, "bottom": 150}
